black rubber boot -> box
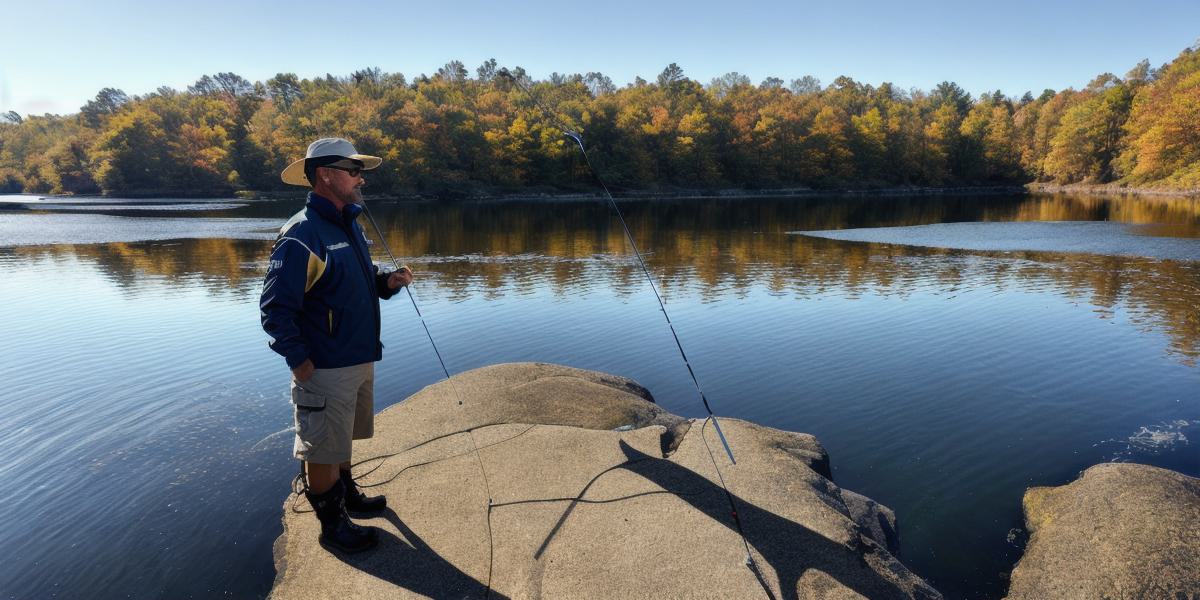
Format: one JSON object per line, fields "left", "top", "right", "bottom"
{"left": 306, "top": 478, "right": 379, "bottom": 553}
{"left": 341, "top": 468, "right": 387, "bottom": 513}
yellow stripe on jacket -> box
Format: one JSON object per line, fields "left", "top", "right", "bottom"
{"left": 305, "top": 251, "right": 326, "bottom": 292}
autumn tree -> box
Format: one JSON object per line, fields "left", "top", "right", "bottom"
{"left": 1117, "top": 49, "right": 1200, "bottom": 186}
{"left": 789, "top": 76, "right": 821, "bottom": 95}
{"left": 1043, "top": 74, "right": 1134, "bottom": 182}
{"left": 80, "top": 88, "right": 129, "bottom": 128}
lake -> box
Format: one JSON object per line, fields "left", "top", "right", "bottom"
{"left": 0, "top": 193, "right": 1197, "bottom": 599}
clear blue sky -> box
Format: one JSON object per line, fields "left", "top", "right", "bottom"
{"left": 2, "top": 0, "right": 1197, "bottom": 116}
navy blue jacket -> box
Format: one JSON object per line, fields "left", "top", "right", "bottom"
{"left": 260, "top": 193, "right": 398, "bottom": 369}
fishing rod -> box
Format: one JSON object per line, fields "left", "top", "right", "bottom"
{"left": 496, "top": 68, "right": 738, "bottom": 465}
{"left": 494, "top": 70, "right": 776, "bottom": 596}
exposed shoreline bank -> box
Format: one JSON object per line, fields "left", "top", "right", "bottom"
{"left": 1026, "top": 182, "right": 1200, "bottom": 198}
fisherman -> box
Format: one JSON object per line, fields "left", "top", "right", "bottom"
{"left": 260, "top": 137, "right": 413, "bottom": 553}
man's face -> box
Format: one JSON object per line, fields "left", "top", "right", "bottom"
{"left": 317, "top": 165, "right": 365, "bottom": 205}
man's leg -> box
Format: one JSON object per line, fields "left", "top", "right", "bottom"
{"left": 306, "top": 462, "right": 339, "bottom": 494}
{"left": 294, "top": 367, "right": 379, "bottom": 553}
{"left": 342, "top": 363, "right": 385, "bottom": 512}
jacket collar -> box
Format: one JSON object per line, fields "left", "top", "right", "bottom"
{"left": 307, "top": 192, "right": 363, "bottom": 227}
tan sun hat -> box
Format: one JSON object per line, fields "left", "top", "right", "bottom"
{"left": 280, "top": 137, "right": 382, "bottom": 187}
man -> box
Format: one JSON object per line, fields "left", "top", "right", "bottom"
{"left": 260, "top": 137, "right": 413, "bottom": 553}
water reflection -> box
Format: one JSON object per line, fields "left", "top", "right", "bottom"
{"left": 5, "top": 193, "right": 1198, "bottom": 363}
{"left": 10, "top": 239, "right": 268, "bottom": 298}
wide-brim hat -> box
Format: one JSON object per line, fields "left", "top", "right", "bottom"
{"left": 281, "top": 137, "right": 382, "bottom": 187}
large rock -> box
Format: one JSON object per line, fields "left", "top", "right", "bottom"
{"left": 1006, "top": 462, "right": 1200, "bottom": 599}
{"left": 270, "top": 362, "right": 940, "bottom": 600}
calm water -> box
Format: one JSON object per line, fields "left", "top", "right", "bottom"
{"left": 1, "top": 193, "right": 1197, "bottom": 599}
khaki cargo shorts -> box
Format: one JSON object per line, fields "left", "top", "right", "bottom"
{"left": 290, "top": 362, "right": 375, "bottom": 464}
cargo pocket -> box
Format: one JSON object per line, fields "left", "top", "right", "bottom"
{"left": 291, "top": 386, "right": 329, "bottom": 453}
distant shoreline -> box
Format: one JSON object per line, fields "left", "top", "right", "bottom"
{"left": 9, "top": 183, "right": 1200, "bottom": 204}
{"left": 12, "top": 184, "right": 1029, "bottom": 203}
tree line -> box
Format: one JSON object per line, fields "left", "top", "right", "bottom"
{"left": 1, "top": 44, "right": 1198, "bottom": 197}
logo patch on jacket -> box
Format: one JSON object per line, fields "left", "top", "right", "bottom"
{"left": 326, "top": 242, "right": 349, "bottom": 251}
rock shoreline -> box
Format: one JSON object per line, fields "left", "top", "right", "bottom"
{"left": 269, "top": 363, "right": 940, "bottom": 599}
{"left": 1006, "top": 462, "right": 1200, "bottom": 599}
{"left": 269, "top": 363, "right": 1200, "bottom": 599}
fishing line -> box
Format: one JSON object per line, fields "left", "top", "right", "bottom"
{"left": 288, "top": 424, "right": 536, "bottom": 514}
{"left": 498, "top": 68, "right": 769, "bottom": 592}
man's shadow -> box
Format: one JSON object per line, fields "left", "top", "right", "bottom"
{"left": 325, "top": 441, "right": 933, "bottom": 600}
{"left": 533, "top": 440, "right": 933, "bottom": 600}
{"left": 329, "top": 507, "right": 507, "bottom": 600}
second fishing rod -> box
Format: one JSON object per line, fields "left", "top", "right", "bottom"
{"left": 495, "top": 69, "right": 776, "bottom": 592}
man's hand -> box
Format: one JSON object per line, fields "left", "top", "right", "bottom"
{"left": 387, "top": 266, "right": 414, "bottom": 290}
{"left": 292, "top": 359, "right": 314, "bottom": 382}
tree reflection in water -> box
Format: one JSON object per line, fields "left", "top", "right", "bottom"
{"left": 6, "top": 193, "right": 1199, "bottom": 363}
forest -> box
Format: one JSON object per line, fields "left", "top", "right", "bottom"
{"left": 1, "top": 43, "right": 1198, "bottom": 197}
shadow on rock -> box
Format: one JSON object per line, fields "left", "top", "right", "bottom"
{"left": 329, "top": 508, "right": 506, "bottom": 600}
{"left": 611, "top": 440, "right": 932, "bottom": 600}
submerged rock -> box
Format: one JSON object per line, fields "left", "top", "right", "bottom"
{"left": 270, "top": 362, "right": 940, "bottom": 599}
{"left": 1006, "top": 462, "right": 1200, "bottom": 599}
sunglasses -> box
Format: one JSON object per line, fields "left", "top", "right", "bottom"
{"left": 323, "top": 165, "right": 363, "bottom": 177}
